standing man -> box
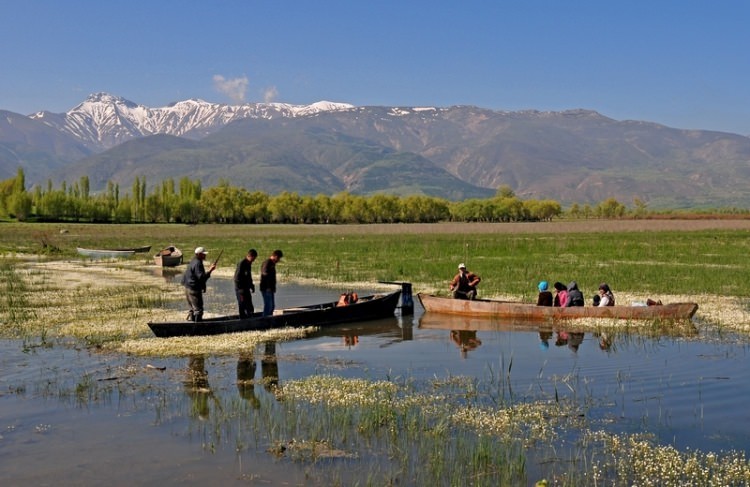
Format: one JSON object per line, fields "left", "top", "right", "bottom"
{"left": 449, "top": 263, "right": 481, "bottom": 300}
{"left": 234, "top": 248, "right": 258, "bottom": 319}
{"left": 182, "top": 246, "right": 216, "bottom": 321}
{"left": 260, "top": 249, "right": 283, "bottom": 316}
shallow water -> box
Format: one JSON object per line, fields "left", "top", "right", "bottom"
{"left": 2, "top": 279, "right": 750, "bottom": 485}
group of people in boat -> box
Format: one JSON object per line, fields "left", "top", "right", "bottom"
{"left": 537, "top": 280, "right": 615, "bottom": 307}
{"left": 182, "top": 246, "right": 284, "bottom": 322}
{"left": 448, "top": 261, "right": 615, "bottom": 308}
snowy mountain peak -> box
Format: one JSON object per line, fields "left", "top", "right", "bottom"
{"left": 82, "top": 92, "right": 139, "bottom": 108}
{"left": 29, "top": 93, "right": 356, "bottom": 151}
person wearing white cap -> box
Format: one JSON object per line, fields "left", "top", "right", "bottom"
{"left": 181, "top": 246, "right": 217, "bottom": 321}
{"left": 449, "top": 263, "right": 481, "bottom": 300}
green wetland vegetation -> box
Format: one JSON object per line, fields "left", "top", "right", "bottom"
{"left": 3, "top": 220, "right": 750, "bottom": 486}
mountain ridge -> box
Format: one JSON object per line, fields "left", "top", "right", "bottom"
{"left": 3, "top": 93, "right": 750, "bottom": 207}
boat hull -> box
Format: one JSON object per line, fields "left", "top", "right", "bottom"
{"left": 148, "top": 290, "right": 402, "bottom": 337}
{"left": 417, "top": 293, "right": 698, "bottom": 321}
{"left": 77, "top": 247, "right": 136, "bottom": 258}
{"left": 77, "top": 245, "right": 151, "bottom": 258}
{"left": 154, "top": 246, "right": 183, "bottom": 267}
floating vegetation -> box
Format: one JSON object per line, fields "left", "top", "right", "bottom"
{"left": 271, "top": 375, "right": 750, "bottom": 486}
{"left": 116, "top": 326, "right": 315, "bottom": 356}
{"left": 584, "top": 431, "right": 750, "bottom": 486}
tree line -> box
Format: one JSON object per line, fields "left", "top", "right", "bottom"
{"left": 1, "top": 169, "right": 747, "bottom": 224}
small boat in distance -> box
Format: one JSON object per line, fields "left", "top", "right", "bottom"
{"left": 417, "top": 293, "right": 698, "bottom": 321}
{"left": 148, "top": 289, "right": 404, "bottom": 338}
{"left": 77, "top": 246, "right": 151, "bottom": 259}
{"left": 154, "top": 246, "right": 183, "bottom": 267}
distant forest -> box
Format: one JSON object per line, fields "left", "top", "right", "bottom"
{"left": 1, "top": 169, "right": 748, "bottom": 224}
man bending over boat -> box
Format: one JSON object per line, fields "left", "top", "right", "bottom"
{"left": 450, "top": 263, "right": 481, "bottom": 300}
{"left": 182, "top": 246, "right": 217, "bottom": 322}
{"left": 260, "top": 249, "right": 283, "bottom": 316}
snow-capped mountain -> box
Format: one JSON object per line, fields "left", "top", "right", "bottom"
{"left": 29, "top": 92, "right": 355, "bottom": 151}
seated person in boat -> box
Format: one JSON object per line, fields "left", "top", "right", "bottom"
{"left": 536, "top": 281, "right": 553, "bottom": 306}
{"left": 553, "top": 281, "right": 568, "bottom": 307}
{"left": 597, "top": 283, "right": 615, "bottom": 306}
{"left": 450, "top": 263, "right": 481, "bottom": 300}
{"left": 564, "top": 281, "right": 585, "bottom": 307}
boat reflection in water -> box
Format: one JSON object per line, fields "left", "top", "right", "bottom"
{"left": 149, "top": 267, "right": 182, "bottom": 283}
{"left": 305, "top": 316, "right": 413, "bottom": 348}
{"left": 419, "top": 310, "right": 698, "bottom": 355}
{"left": 420, "top": 313, "right": 594, "bottom": 356}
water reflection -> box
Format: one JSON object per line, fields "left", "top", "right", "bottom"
{"left": 261, "top": 342, "right": 279, "bottom": 392}
{"left": 539, "top": 330, "right": 553, "bottom": 351}
{"left": 450, "top": 330, "right": 482, "bottom": 358}
{"left": 184, "top": 356, "right": 212, "bottom": 420}
{"left": 148, "top": 266, "right": 183, "bottom": 283}
{"left": 306, "top": 317, "right": 414, "bottom": 348}
{"left": 552, "top": 329, "right": 586, "bottom": 352}
{"left": 237, "top": 351, "right": 259, "bottom": 408}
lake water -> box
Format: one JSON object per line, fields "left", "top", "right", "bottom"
{"left": 2, "top": 279, "right": 749, "bottom": 485}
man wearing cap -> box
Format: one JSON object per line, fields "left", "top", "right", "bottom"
{"left": 449, "top": 263, "right": 481, "bottom": 300}
{"left": 181, "top": 246, "right": 217, "bottom": 321}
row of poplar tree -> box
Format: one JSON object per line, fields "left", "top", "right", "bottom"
{"left": 2, "top": 168, "right": 634, "bottom": 224}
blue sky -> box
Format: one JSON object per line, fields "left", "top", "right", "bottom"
{"left": 2, "top": 1, "right": 749, "bottom": 135}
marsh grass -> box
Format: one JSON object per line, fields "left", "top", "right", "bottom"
{"left": 3, "top": 222, "right": 750, "bottom": 485}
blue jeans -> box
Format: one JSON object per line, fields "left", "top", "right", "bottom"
{"left": 262, "top": 290, "right": 275, "bottom": 316}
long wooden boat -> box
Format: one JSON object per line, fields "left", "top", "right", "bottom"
{"left": 148, "top": 290, "right": 402, "bottom": 338}
{"left": 417, "top": 293, "right": 698, "bottom": 321}
{"left": 417, "top": 311, "right": 699, "bottom": 339}
{"left": 77, "top": 245, "right": 151, "bottom": 258}
{"left": 154, "top": 246, "right": 183, "bottom": 267}
{"left": 77, "top": 247, "right": 135, "bottom": 258}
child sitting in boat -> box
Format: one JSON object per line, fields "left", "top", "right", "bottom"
{"left": 536, "top": 281, "right": 553, "bottom": 306}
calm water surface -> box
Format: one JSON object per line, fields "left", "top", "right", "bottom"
{"left": 2, "top": 279, "right": 750, "bottom": 485}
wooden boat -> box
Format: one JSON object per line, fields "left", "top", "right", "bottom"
{"left": 153, "top": 246, "right": 183, "bottom": 267}
{"left": 417, "top": 311, "right": 699, "bottom": 339}
{"left": 77, "top": 245, "right": 151, "bottom": 258}
{"left": 77, "top": 247, "right": 136, "bottom": 258}
{"left": 148, "top": 290, "right": 402, "bottom": 338}
{"left": 417, "top": 293, "right": 698, "bottom": 321}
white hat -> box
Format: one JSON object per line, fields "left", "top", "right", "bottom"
{"left": 458, "top": 263, "right": 466, "bottom": 269}
{"left": 194, "top": 246, "right": 208, "bottom": 255}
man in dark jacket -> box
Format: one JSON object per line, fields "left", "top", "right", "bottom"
{"left": 260, "top": 249, "right": 283, "bottom": 316}
{"left": 565, "top": 281, "right": 585, "bottom": 307}
{"left": 182, "top": 246, "right": 216, "bottom": 321}
{"left": 234, "top": 248, "right": 258, "bottom": 319}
